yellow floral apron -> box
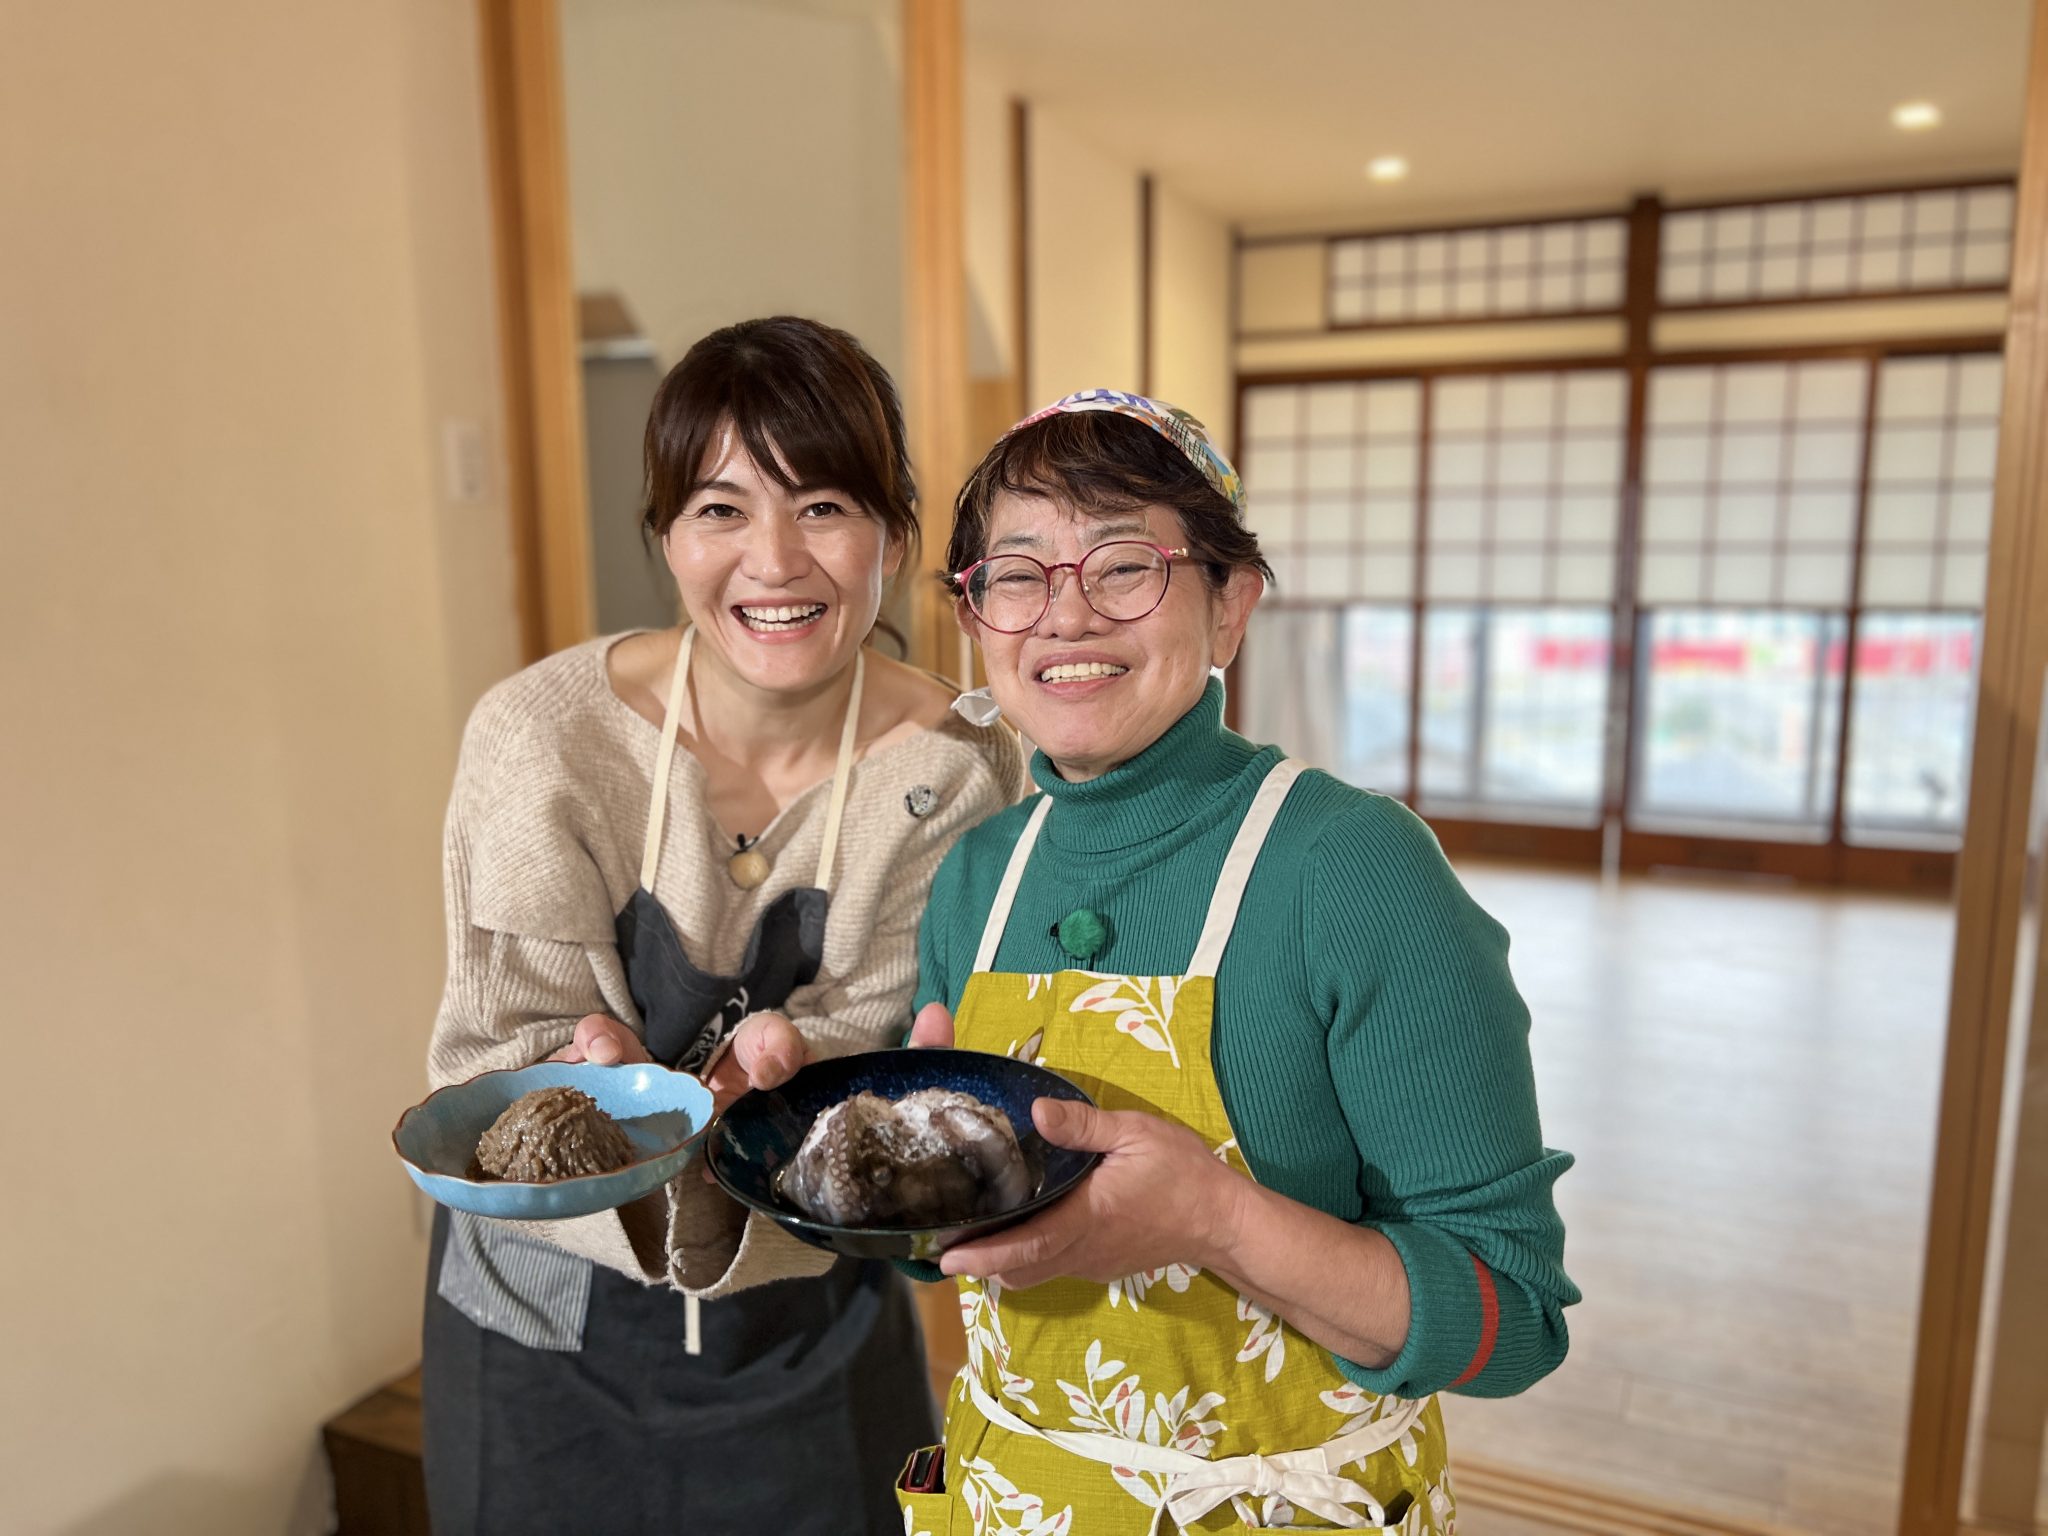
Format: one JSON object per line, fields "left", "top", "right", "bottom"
{"left": 900, "top": 760, "right": 1454, "bottom": 1536}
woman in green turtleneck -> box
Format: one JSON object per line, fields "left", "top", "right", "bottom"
{"left": 894, "top": 391, "right": 1577, "bottom": 1535}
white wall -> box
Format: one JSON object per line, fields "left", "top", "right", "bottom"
{"left": 561, "top": 0, "right": 905, "bottom": 376}
{"left": 0, "top": 2, "right": 521, "bottom": 1531}
{"left": 1018, "top": 106, "right": 1234, "bottom": 445}
{"left": 1028, "top": 106, "right": 1143, "bottom": 400}
{"left": 964, "top": 56, "right": 1018, "bottom": 383}
{"left": 1150, "top": 183, "right": 1235, "bottom": 453}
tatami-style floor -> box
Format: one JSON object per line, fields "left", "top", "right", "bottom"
{"left": 1440, "top": 861, "right": 1956, "bottom": 1535}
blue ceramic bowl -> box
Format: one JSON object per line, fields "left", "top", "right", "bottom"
{"left": 393, "top": 1062, "right": 714, "bottom": 1221}
{"left": 705, "top": 1048, "right": 1101, "bottom": 1261}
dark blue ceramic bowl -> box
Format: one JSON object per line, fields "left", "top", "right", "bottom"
{"left": 394, "top": 1062, "right": 714, "bottom": 1221}
{"left": 705, "top": 1048, "right": 1100, "bottom": 1261}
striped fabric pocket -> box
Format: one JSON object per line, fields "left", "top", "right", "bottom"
{"left": 438, "top": 1211, "right": 592, "bottom": 1352}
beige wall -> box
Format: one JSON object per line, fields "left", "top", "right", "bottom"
{"left": 1150, "top": 184, "right": 1235, "bottom": 452}
{"left": 561, "top": 0, "right": 905, "bottom": 376}
{"left": 1237, "top": 318, "right": 1629, "bottom": 374}
{"left": 1015, "top": 109, "right": 1232, "bottom": 446}
{"left": 1654, "top": 292, "right": 2009, "bottom": 350}
{"left": 1238, "top": 242, "right": 1326, "bottom": 334}
{"left": 1028, "top": 107, "right": 1143, "bottom": 399}
{"left": 964, "top": 58, "right": 1018, "bottom": 383}
{"left": 0, "top": 2, "right": 521, "bottom": 1532}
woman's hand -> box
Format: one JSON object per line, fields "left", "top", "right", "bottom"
{"left": 938, "top": 1099, "right": 1246, "bottom": 1288}
{"left": 549, "top": 1013, "right": 653, "bottom": 1066}
{"left": 909, "top": 1001, "right": 954, "bottom": 1048}
{"left": 702, "top": 1010, "right": 809, "bottom": 1115}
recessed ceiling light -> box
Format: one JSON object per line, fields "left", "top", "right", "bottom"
{"left": 1892, "top": 101, "right": 1942, "bottom": 131}
{"left": 1367, "top": 155, "right": 1409, "bottom": 183}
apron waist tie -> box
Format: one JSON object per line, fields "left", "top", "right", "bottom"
{"left": 964, "top": 1372, "right": 1423, "bottom": 1533}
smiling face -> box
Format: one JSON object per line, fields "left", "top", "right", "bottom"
{"left": 663, "top": 423, "right": 902, "bottom": 696}
{"left": 965, "top": 493, "right": 1260, "bottom": 781}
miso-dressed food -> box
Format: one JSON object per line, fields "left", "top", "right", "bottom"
{"left": 778, "top": 1088, "right": 1032, "bottom": 1226}
{"left": 470, "top": 1085, "right": 636, "bottom": 1182}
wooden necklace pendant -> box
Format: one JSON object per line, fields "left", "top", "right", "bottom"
{"left": 728, "top": 834, "right": 771, "bottom": 890}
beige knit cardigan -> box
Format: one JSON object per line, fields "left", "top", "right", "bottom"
{"left": 427, "top": 634, "right": 1025, "bottom": 1298}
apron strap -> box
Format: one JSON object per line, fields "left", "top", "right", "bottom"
{"left": 639, "top": 627, "right": 698, "bottom": 892}
{"left": 963, "top": 1371, "right": 1418, "bottom": 1532}
{"left": 812, "top": 648, "right": 865, "bottom": 890}
{"left": 638, "top": 627, "right": 867, "bottom": 896}
{"left": 972, "top": 794, "right": 1052, "bottom": 972}
{"left": 1186, "top": 758, "right": 1305, "bottom": 980}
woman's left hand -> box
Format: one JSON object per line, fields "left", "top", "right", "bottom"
{"left": 938, "top": 1098, "right": 1245, "bottom": 1287}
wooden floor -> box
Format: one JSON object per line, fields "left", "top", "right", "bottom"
{"left": 1439, "top": 861, "right": 1957, "bottom": 1536}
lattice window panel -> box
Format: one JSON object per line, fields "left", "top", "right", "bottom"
{"left": 1660, "top": 185, "right": 2014, "bottom": 307}
{"left": 1328, "top": 216, "right": 1626, "bottom": 327}
{"left": 1639, "top": 359, "right": 1870, "bottom": 607}
{"left": 1242, "top": 380, "right": 1424, "bottom": 601}
{"left": 1861, "top": 354, "right": 2003, "bottom": 610}
{"left": 1424, "top": 369, "right": 1628, "bottom": 604}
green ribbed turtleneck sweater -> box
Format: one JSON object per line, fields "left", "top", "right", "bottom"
{"left": 914, "top": 680, "right": 1578, "bottom": 1399}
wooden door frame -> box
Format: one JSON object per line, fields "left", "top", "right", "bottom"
{"left": 479, "top": 0, "right": 965, "bottom": 675}
{"left": 900, "top": 0, "right": 972, "bottom": 680}
{"left": 1900, "top": 2, "right": 2048, "bottom": 1531}
{"left": 479, "top": 0, "right": 592, "bottom": 663}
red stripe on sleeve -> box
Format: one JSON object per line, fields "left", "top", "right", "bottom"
{"left": 1447, "top": 1256, "right": 1500, "bottom": 1390}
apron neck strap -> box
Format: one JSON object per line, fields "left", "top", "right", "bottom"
{"left": 812, "top": 646, "right": 866, "bottom": 890}
{"left": 1185, "top": 757, "right": 1304, "bottom": 978}
{"left": 640, "top": 627, "right": 697, "bottom": 892}
{"left": 638, "top": 627, "right": 868, "bottom": 894}
{"left": 972, "top": 794, "right": 1052, "bottom": 971}
{"left": 967, "top": 757, "right": 1304, "bottom": 979}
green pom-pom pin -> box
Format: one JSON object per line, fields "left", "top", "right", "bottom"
{"left": 1054, "top": 909, "right": 1110, "bottom": 961}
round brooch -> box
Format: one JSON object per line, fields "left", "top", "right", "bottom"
{"left": 905, "top": 785, "right": 938, "bottom": 819}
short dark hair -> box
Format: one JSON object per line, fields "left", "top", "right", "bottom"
{"left": 642, "top": 317, "right": 917, "bottom": 567}
{"left": 947, "top": 411, "right": 1272, "bottom": 591}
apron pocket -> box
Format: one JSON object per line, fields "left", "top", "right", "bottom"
{"left": 895, "top": 1445, "right": 955, "bottom": 1536}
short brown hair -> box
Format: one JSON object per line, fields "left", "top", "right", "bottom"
{"left": 947, "top": 412, "right": 1272, "bottom": 591}
{"left": 642, "top": 316, "right": 917, "bottom": 565}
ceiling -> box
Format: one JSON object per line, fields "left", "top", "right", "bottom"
{"left": 967, "top": 0, "right": 2032, "bottom": 231}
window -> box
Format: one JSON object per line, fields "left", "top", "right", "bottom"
{"left": 1428, "top": 370, "right": 1627, "bottom": 605}
{"left": 1241, "top": 605, "right": 1413, "bottom": 796}
{"left": 1660, "top": 185, "right": 2015, "bottom": 307}
{"left": 1237, "top": 344, "right": 2000, "bottom": 864}
{"left": 1329, "top": 216, "right": 1626, "bottom": 327}
{"left": 1420, "top": 606, "right": 1611, "bottom": 816}
{"left": 1639, "top": 359, "right": 1866, "bottom": 607}
{"left": 1243, "top": 380, "right": 1422, "bottom": 601}
{"left": 1862, "top": 354, "right": 2003, "bottom": 610}
{"left": 1844, "top": 612, "right": 1980, "bottom": 839}
{"left": 1632, "top": 609, "right": 1845, "bottom": 832}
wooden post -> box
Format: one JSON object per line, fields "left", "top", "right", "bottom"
{"left": 1605, "top": 194, "right": 1660, "bottom": 849}
{"left": 901, "top": 0, "right": 971, "bottom": 682}
{"left": 901, "top": 0, "right": 975, "bottom": 1385}
{"left": 479, "top": 0, "right": 593, "bottom": 662}
{"left": 1899, "top": 3, "right": 2048, "bottom": 1531}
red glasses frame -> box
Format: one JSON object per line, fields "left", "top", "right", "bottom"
{"left": 951, "top": 541, "right": 1191, "bottom": 633}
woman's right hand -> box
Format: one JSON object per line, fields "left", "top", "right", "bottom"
{"left": 549, "top": 1013, "right": 653, "bottom": 1066}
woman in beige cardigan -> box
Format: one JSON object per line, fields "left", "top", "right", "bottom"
{"left": 420, "top": 316, "right": 1022, "bottom": 1536}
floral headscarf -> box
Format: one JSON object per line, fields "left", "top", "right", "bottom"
{"left": 1007, "top": 388, "right": 1245, "bottom": 513}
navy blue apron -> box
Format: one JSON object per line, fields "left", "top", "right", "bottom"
{"left": 422, "top": 629, "right": 935, "bottom": 1535}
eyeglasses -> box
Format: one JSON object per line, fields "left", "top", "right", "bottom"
{"left": 952, "top": 541, "right": 1190, "bottom": 633}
